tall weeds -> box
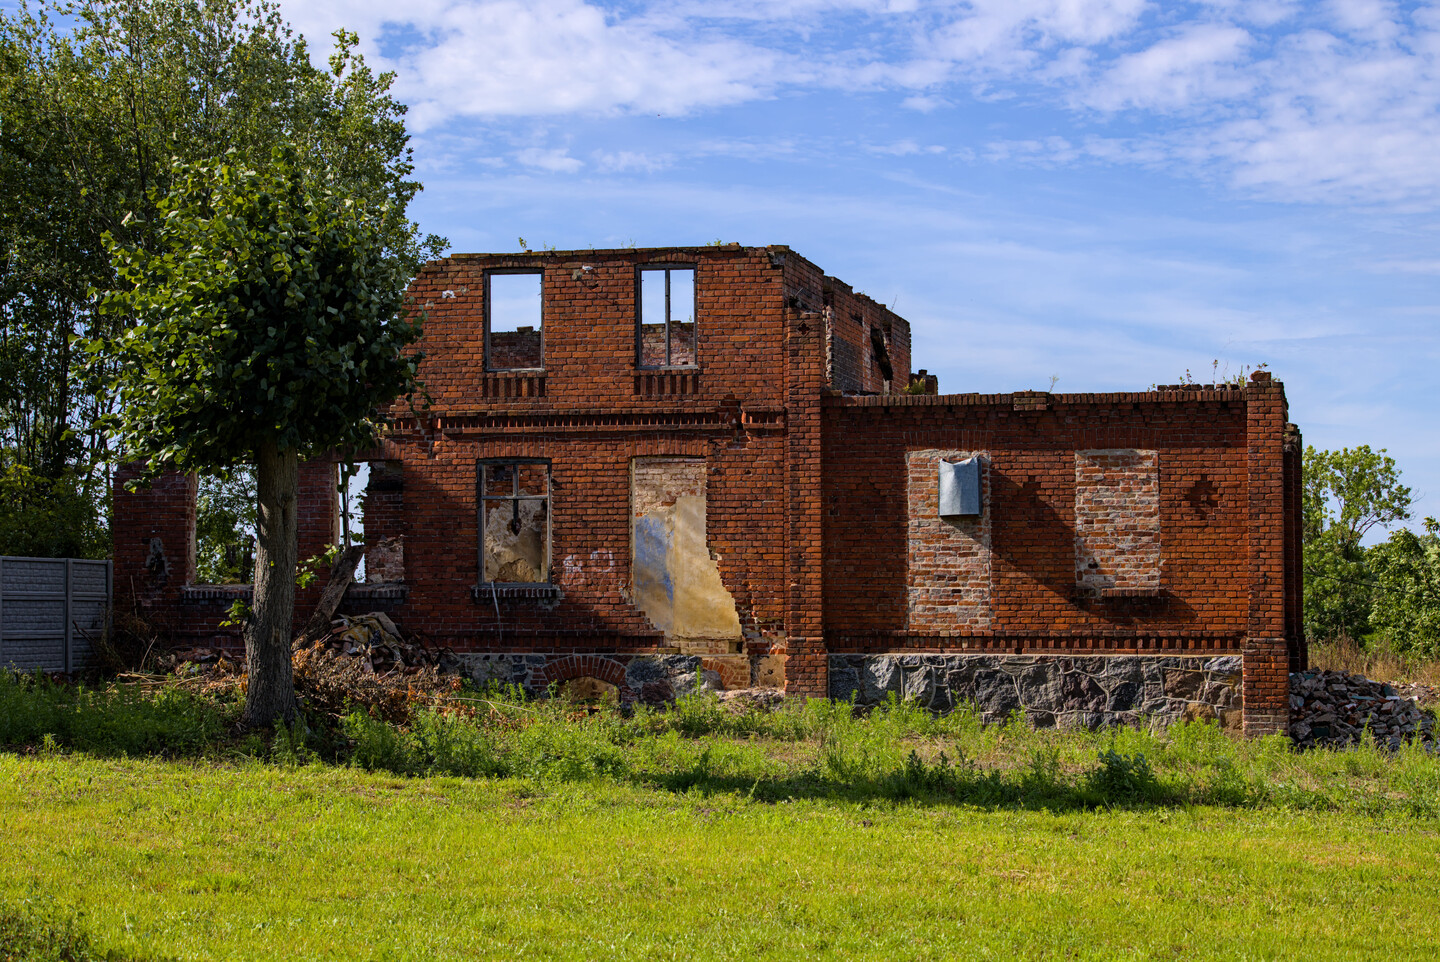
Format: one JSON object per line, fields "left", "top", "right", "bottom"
{"left": 4, "top": 671, "right": 1438, "bottom": 816}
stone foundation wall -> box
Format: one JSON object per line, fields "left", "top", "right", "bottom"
{"left": 829, "top": 653, "right": 1243, "bottom": 730}
{"left": 458, "top": 652, "right": 729, "bottom": 704}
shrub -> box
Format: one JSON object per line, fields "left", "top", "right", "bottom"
{"left": 0, "top": 672, "right": 231, "bottom": 756}
{"left": 1082, "top": 749, "right": 1166, "bottom": 805}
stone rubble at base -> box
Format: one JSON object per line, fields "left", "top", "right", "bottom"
{"left": 1290, "top": 669, "right": 1436, "bottom": 750}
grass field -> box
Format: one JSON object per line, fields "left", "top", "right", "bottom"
{"left": 4, "top": 753, "right": 1440, "bottom": 961}
{"left": 4, "top": 673, "right": 1440, "bottom": 960}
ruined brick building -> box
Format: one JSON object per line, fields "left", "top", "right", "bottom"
{"left": 113, "top": 245, "right": 1304, "bottom": 735}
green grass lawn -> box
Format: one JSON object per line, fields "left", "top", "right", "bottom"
{"left": 5, "top": 674, "right": 1440, "bottom": 960}
{"left": 4, "top": 752, "right": 1440, "bottom": 962}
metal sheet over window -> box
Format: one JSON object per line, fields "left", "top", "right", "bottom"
{"left": 938, "top": 457, "right": 981, "bottom": 516}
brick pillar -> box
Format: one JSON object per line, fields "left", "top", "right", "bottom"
{"left": 112, "top": 465, "right": 196, "bottom": 620}
{"left": 784, "top": 305, "right": 827, "bottom": 698}
{"left": 291, "top": 459, "right": 339, "bottom": 632}
{"left": 1242, "top": 372, "right": 1290, "bottom": 736}
{"left": 296, "top": 459, "right": 339, "bottom": 563}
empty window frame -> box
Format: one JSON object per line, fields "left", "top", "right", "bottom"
{"left": 485, "top": 270, "right": 544, "bottom": 371}
{"left": 477, "top": 459, "right": 550, "bottom": 584}
{"left": 637, "top": 266, "right": 696, "bottom": 367}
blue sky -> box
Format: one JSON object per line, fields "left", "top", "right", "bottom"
{"left": 187, "top": 2, "right": 1440, "bottom": 527}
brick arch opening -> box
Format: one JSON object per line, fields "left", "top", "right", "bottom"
{"left": 541, "top": 654, "right": 627, "bottom": 689}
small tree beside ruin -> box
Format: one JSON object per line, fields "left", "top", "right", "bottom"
{"left": 97, "top": 151, "right": 424, "bottom": 727}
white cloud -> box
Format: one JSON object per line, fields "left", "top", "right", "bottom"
{"left": 284, "top": 0, "right": 783, "bottom": 126}
{"left": 1087, "top": 24, "right": 1255, "bottom": 111}
{"left": 900, "top": 93, "right": 950, "bottom": 111}
{"left": 867, "top": 139, "right": 946, "bottom": 156}
{"left": 593, "top": 150, "right": 673, "bottom": 172}
{"left": 515, "top": 147, "right": 584, "bottom": 172}
{"left": 278, "top": 0, "right": 1440, "bottom": 208}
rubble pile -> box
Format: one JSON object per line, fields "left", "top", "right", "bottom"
{"left": 1290, "top": 670, "right": 1437, "bottom": 750}
{"left": 291, "top": 613, "right": 466, "bottom": 722}
{"left": 156, "top": 612, "right": 466, "bottom": 722}
{"left": 716, "top": 687, "right": 786, "bottom": 712}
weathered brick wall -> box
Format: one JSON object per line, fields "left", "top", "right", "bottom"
{"left": 1242, "top": 372, "right": 1292, "bottom": 735}
{"left": 780, "top": 252, "right": 829, "bottom": 696}
{"left": 112, "top": 466, "right": 196, "bottom": 623}
{"left": 1074, "top": 449, "right": 1161, "bottom": 594}
{"left": 821, "top": 275, "right": 908, "bottom": 395}
{"left": 106, "top": 245, "right": 1296, "bottom": 728}
{"left": 821, "top": 385, "right": 1282, "bottom": 661}
{"left": 365, "top": 247, "right": 828, "bottom": 686}
{"left": 905, "top": 449, "right": 992, "bottom": 630}
{"left": 113, "top": 461, "right": 339, "bottom": 648}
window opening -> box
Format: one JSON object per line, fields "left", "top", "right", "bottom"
{"left": 194, "top": 467, "right": 256, "bottom": 584}
{"left": 638, "top": 266, "right": 696, "bottom": 367}
{"left": 478, "top": 459, "right": 550, "bottom": 584}
{"left": 486, "top": 271, "right": 543, "bottom": 370}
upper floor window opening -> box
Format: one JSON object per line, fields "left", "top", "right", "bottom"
{"left": 638, "top": 266, "right": 696, "bottom": 368}
{"left": 486, "top": 270, "right": 543, "bottom": 371}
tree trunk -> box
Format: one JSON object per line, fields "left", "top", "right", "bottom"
{"left": 242, "top": 440, "right": 300, "bottom": 728}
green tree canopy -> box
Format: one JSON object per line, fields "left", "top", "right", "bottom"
{"left": 1368, "top": 519, "right": 1440, "bottom": 659}
{"left": 98, "top": 152, "right": 424, "bottom": 468}
{"left": 1301, "top": 445, "right": 1413, "bottom": 645}
{"left": 1302, "top": 445, "right": 1412, "bottom": 549}
{"left": 98, "top": 151, "right": 425, "bottom": 726}
{"left": 0, "top": 0, "right": 442, "bottom": 553}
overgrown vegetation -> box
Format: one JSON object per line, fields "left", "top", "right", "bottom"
{"left": 3, "top": 672, "right": 1438, "bottom": 816}
{"left": 3, "top": 672, "right": 1439, "bottom": 958}
{"left": 0, "top": 899, "right": 150, "bottom": 962}
{"left": 1305, "top": 444, "right": 1440, "bottom": 664}
{"left": 0, "top": 0, "right": 444, "bottom": 558}
{"left": 0, "top": 463, "right": 107, "bottom": 558}
{"left": 194, "top": 468, "right": 256, "bottom": 584}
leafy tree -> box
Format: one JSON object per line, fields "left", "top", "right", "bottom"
{"left": 1369, "top": 519, "right": 1440, "bottom": 658}
{"left": 0, "top": 0, "right": 442, "bottom": 546}
{"left": 195, "top": 468, "right": 256, "bottom": 584}
{"left": 1301, "top": 445, "right": 1411, "bottom": 644}
{"left": 98, "top": 152, "right": 424, "bottom": 727}
{"left": 1302, "top": 445, "right": 1412, "bottom": 547}
{"left": 0, "top": 461, "right": 107, "bottom": 558}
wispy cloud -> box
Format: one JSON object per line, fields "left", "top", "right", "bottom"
{"left": 515, "top": 146, "right": 584, "bottom": 172}
{"left": 280, "top": 0, "right": 1440, "bottom": 208}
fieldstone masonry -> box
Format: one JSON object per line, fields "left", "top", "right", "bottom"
{"left": 458, "top": 651, "right": 718, "bottom": 704}
{"left": 830, "top": 654, "right": 1243, "bottom": 730}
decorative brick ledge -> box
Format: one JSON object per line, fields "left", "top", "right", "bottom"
{"left": 470, "top": 583, "right": 562, "bottom": 601}
{"left": 182, "top": 582, "right": 409, "bottom": 604}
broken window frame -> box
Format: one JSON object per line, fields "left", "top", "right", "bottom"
{"left": 484, "top": 268, "right": 545, "bottom": 372}
{"left": 635, "top": 264, "right": 698, "bottom": 369}
{"left": 476, "top": 458, "right": 552, "bottom": 586}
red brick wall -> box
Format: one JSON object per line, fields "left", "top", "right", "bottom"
{"left": 112, "top": 461, "right": 338, "bottom": 648}
{"left": 107, "top": 245, "right": 1297, "bottom": 728}
{"left": 821, "top": 275, "right": 909, "bottom": 395}
{"left": 820, "top": 384, "right": 1290, "bottom": 663}
{"left": 112, "top": 466, "right": 196, "bottom": 624}
{"left": 1074, "top": 449, "right": 1162, "bottom": 593}
{"left": 905, "top": 449, "right": 992, "bottom": 630}
{"left": 372, "top": 247, "right": 813, "bottom": 661}
{"left": 1242, "top": 372, "right": 1291, "bottom": 734}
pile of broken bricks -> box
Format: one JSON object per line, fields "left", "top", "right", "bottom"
{"left": 1290, "top": 669, "right": 1437, "bottom": 750}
